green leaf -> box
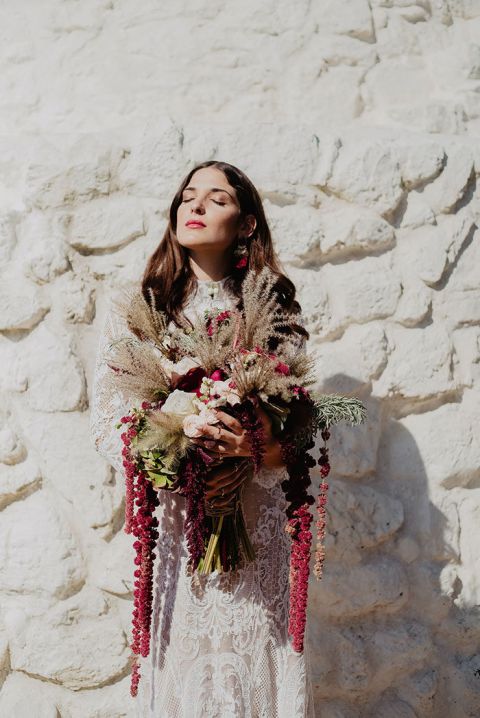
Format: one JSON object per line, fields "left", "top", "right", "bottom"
{"left": 147, "top": 472, "right": 173, "bottom": 488}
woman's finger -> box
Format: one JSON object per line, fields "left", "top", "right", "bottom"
{"left": 205, "top": 462, "right": 250, "bottom": 490}
{"left": 206, "top": 468, "right": 250, "bottom": 497}
{"left": 213, "top": 409, "right": 243, "bottom": 435}
{"left": 197, "top": 422, "right": 242, "bottom": 448}
{"left": 205, "top": 461, "right": 251, "bottom": 502}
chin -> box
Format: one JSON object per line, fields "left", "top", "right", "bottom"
{"left": 177, "top": 236, "right": 231, "bottom": 253}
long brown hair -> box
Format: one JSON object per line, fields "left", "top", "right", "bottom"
{"left": 142, "top": 160, "right": 308, "bottom": 342}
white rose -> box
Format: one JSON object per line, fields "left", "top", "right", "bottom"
{"left": 160, "top": 389, "right": 196, "bottom": 416}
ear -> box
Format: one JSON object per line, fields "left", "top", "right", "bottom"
{"left": 239, "top": 214, "right": 257, "bottom": 239}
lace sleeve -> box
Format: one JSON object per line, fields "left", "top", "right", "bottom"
{"left": 89, "top": 298, "right": 134, "bottom": 474}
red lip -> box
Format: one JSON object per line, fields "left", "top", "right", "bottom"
{"left": 186, "top": 220, "right": 206, "bottom": 227}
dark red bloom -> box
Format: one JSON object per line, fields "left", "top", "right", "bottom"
{"left": 173, "top": 366, "right": 206, "bottom": 392}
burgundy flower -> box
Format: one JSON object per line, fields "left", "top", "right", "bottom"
{"left": 173, "top": 366, "right": 206, "bottom": 392}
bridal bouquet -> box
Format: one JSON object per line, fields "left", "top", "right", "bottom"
{"left": 104, "top": 268, "right": 366, "bottom": 696}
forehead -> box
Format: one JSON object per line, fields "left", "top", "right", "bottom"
{"left": 184, "top": 167, "right": 234, "bottom": 193}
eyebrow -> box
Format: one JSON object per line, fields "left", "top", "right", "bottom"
{"left": 183, "top": 185, "right": 233, "bottom": 199}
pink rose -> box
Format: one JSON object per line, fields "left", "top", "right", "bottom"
{"left": 182, "top": 408, "right": 219, "bottom": 438}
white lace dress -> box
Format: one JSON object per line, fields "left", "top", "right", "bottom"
{"left": 90, "top": 277, "right": 315, "bottom": 718}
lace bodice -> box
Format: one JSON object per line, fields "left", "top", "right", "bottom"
{"left": 89, "top": 277, "right": 314, "bottom": 718}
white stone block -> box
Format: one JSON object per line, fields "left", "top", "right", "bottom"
{"left": 325, "top": 480, "right": 404, "bottom": 562}
{"left": 394, "top": 279, "right": 432, "bottom": 327}
{"left": 316, "top": 701, "right": 360, "bottom": 718}
{"left": 0, "top": 423, "right": 26, "bottom": 465}
{"left": 378, "top": 390, "right": 480, "bottom": 489}
{"left": 0, "top": 214, "right": 17, "bottom": 271}
{"left": 312, "top": 321, "right": 388, "bottom": 392}
{"left": 311, "top": 0, "right": 375, "bottom": 42}
{"left": 369, "top": 622, "right": 432, "bottom": 686}
{"left": 90, "top": 530, "right": 135, "bottom": 596}
{"left": 316, "top": 198, "right": 395, "bottom": 258}
{"left": 67, "top": 195, "right": 145, "bottom": 252}
{"left": 0, "top": 671, "right": 133, "bottom": 718}
{"left": 395, "top": 139, "right": 445, "bottom": 190}
{"left": 372, "top": 324, "right": 455, "bottom": 401}
{"left": 396, "top": 669, "right": 438, "bottom": 718}
{"left": 292, "top": 255, "right": 401, "bottom": 339}
{"left": 363, "top": 58, "right": 433, "bottom": 118}
{"left": 19, "top": 210, "right": 69, "bottom": 284}
{"left": 7, "top": 588, "right": 129, "bottom": 690}
{"left": 266, "top": 200, "right": 323, "bottom": 266}
{"left": 14, "top": 324, "right": 87, "bottom": 411}
{"left": 327, "top": 136, "right": 404, "bottom": 217}
{"left": 0, "top": 457, "right": 42, "bottom": 511}
{"left": 421, "top": 144, "right": 473, "bottom": 214}
{"left": 0, "top": 275, "right": 50, "bottom": 331}
{"left": 58, "top": 276, "right": 96, "bottom": 324}
{"left": 24, "top": 138, "right": 121, "bottom": 210}
{"left": 400, "top": 193, "right": 436, "bottom": 230}
{"left": 371, "top": 698, "right": 416, "bottom": 718}
{"left": 452, "top": 327, "right": 480, "bottom": 387}
{"left": 0, "top": 678, "right": 60, "bottom": 718}
{"left": 0, "top": 490, "right": 84, "bottom": 598}
{"left": 14, "top": 408, "right": 124, "bottom": 533}
{"left": 117, "top": 122, "right": 187, "bottom": 198}
{"left": 395, "top": 208, "right": 475, "bottom": 289}
{"left": 309, "top": 557, "right": 408, "bottom": 617}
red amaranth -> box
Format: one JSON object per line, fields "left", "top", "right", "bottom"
{"left": 279, "top": 415, "right": 331, "bottom": 654}
{"left": 237, "top": 399, "right": 266, "bottom": 473}
{"left": 120, "top": 407, "right": 211, "bottom": 696}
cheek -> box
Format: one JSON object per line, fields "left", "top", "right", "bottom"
{"left": 217, "top": 209, "right": 241, "bottom": 234}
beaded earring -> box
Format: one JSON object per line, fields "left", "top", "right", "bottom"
{"left": 233, "top": 237, "right": 249, "bottom": 269}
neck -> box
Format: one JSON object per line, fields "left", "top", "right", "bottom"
{"left": 189, "top": 251, "right": 232, "bottom": 282}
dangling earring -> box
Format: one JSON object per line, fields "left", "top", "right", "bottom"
{"left": 234, "top": 237, "right": 249, "bottom": 269}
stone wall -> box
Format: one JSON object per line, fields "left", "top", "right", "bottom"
{"left": 0, "top": 2, "right": 479, "bottom": 717}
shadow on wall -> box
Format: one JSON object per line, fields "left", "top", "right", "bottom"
{"left": 306, "top": 375, "right": 480, "bottom": 718}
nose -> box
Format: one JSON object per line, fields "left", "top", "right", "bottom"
{"left": 190, "top": 198, "right": 206, "bottom": 214}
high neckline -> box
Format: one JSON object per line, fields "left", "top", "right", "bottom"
{"left": 195, "top": 275, "right": 231, "bottom": 284}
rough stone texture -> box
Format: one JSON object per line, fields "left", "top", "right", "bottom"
{"left": 0, "top": 2, "right": 479, "bottom": 716}
{"left": 5, "top": 589, "right": 129, "bottom": 690}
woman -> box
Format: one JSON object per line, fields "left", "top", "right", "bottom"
{"left": 90, "top": 160, "right": 315, "bottom": 717}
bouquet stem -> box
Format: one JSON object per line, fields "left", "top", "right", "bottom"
{"left": 201, "top": 515, "right": 224, "bottom": 574}
{"left": 200, "top": 501, "right": 256, "bottom": 574}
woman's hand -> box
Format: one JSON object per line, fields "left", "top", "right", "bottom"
{"left": 191, "top": 405, "right": 285, "bottom": 469}
{"left": 204, "top": 458, "right": 252, "bottom": 513}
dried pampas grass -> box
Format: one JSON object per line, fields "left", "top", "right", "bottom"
{"left": 104, "top": 267, "right": 312, "bottom": 403}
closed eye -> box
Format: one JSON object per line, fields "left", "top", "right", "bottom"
{"left": 182, "top": 198, "right": 226, "bottom": 206}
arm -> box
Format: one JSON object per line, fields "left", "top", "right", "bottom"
{"left": 89, "top": 299, "right": 134, "bottom": 475}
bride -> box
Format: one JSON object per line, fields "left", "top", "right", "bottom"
{"left": 90, "top": 160, "right": 315, "bottom": 717}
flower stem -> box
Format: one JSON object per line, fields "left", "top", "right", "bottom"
{"left": 200, "top": 516, "right": 224, "bottom": 574}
